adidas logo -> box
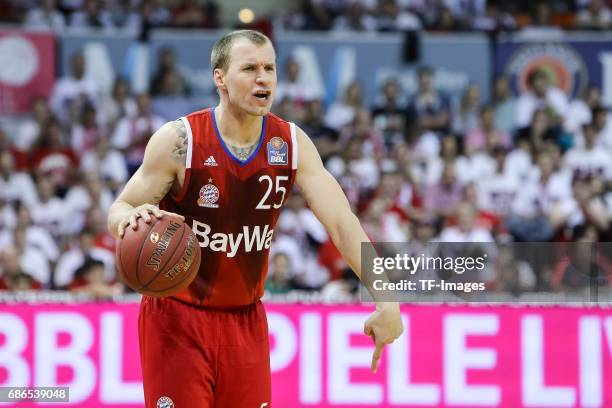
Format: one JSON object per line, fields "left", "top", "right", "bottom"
{"left": 204, "top": 155, "right": 218, "bottom": 166}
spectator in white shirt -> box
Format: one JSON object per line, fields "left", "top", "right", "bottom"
{"left": 592, "top": 106, "right": 612, "bottom": 151}
{"left": 515, "top": 69, "right": 569, "bottom": 129}
{"left": 0, "top": 128, "right": 28, "bottom": 171}
{"left": 504, "top": 137, "right": 535, "bottom": 183}
{"left": 12, "top": 204, "right": 60, "bottom": 264}
{"left": 270, "top": 234, "right": 305, "bottom": 289}
{"left": 64, "top": 172, "right": 114, "bottom": 235}
{"left": 560, "top": 175, "right": 610, "bottom": 233}
{"left": 28, "top": 176, "right": 66, "bottom": 237}
{"left": 80, "top": 136, "right": 128, "bottom": 193}
{"left": 49, "top": 51, "right": 98, "bottom": 126}
{"left": 0, "top": 197, "right": 16, "bottom": 231}
{"left": 14, "top": 96, "right": 52, "bottom": 153}
{"left": 0, "top": 246, "right": 42, "bottom": 290}
{"left": 324, "top": 82, "right": 364, "bottom": 130}
{"left": 97, "top": 77, "right": 137, "bottom": 134}
{"left": 476, "top": 146, "right": 520, "bottom": 218}
{"left": 70, "top": 103, "right": 102, "bottom": 155}
{"left": 361, "top": 198, "right": 408, "bottom": 243}
{"left": 564, "top": 85, "right": 600, "bottom": 136}
{"left": 420, "top": 134, "right": 457, "bottom": 186}
{"left": 507, "top": 153, "right": 569, "bottom": 241}
{"left": 112, "top": 93, "right": 165, "bottom": 174}
{"left": 0, "top": 151, "right": 38, "bottom": 208}
{"left": 275, "top": 58, "right": 316, "bottom": 107}
{"left": 439, "top": 201, "right": 495, "bottom": 242}
{"left": 54, "top": 228, "right": 115, "bottom": 289}
{"left": 10, "top": 226, "right": 51, "bottom": 287}
{"left": 564, "top": 122, "right": 612, "bottom": 181}
{"left": 453, "top": 142, "right": 497, "bottom": 186}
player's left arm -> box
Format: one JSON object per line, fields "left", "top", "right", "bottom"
{"left": 294, "top": 126, "right": 404, "bottom": 373}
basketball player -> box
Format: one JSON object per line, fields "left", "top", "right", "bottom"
{"left": 108, "top": 30, "right": 403, "bottom": 407}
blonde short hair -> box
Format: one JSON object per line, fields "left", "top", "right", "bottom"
{"left": 211, "top": 30, "right": 271, "bottom": 72}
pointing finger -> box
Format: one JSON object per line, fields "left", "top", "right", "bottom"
{"left": 371, "top": 342, "right": 384, "bottom": 373}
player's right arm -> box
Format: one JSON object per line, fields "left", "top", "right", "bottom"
{"left": 107, "top": 121, "right": 187, "bottom": 239}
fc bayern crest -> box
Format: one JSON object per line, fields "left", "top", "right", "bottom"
{"left": 197, "top": 182, "right": 220, "bottom": 208}
{"left": 267, "top": 136, "right": 288, "bottom": 166}
{"left": 156, "top": 396, "right": 174, "bottom": 408}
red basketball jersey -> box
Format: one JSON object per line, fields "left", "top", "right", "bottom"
{"left": 159, "top": 108, "right": 297, "bottom": 307}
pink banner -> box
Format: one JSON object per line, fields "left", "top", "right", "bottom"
{"left": 0, "top": 303, "right": 610, "bottom": 407}
{"left": 0, "top": 30, "right": 55, "bottom": 113}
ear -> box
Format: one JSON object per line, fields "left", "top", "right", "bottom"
{"left": 213, "top": 68, "right": 226, "bottom": 91}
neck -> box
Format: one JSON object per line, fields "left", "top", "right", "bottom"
{"left": 215, "top": 103, "right": 264, "bottom": 146}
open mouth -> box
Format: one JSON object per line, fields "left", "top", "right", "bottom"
{"left": 253, "top": 90, "right": 271, "bottom": 101}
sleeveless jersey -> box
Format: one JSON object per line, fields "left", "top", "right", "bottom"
{"left": 159, "top": 108, "right": 298, "bottom": 308}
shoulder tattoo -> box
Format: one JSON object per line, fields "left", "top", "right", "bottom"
{"left": 171, "top": 119, "right": 187, "bottom": 165}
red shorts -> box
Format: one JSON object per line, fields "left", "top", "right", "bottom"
{"left": 138, "top": 296, "right": 272, "bottom": 408}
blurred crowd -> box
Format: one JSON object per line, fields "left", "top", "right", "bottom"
{"left": 0, "top": 45, "right": 610, "bottom": 299}
{"left": 0, "top": 0, "right": 611, "bottom": 300}
{"left": 2, "top": 0, "right": 612, "bottom": 34}
{"left": 1, "top": 0, "right": 221, "bottom": 32}
{"left": 280, "top": 0, "right": 612, "bottom": 33}
{"left": 268, "top": 60, "right": 612, "bottom": 299}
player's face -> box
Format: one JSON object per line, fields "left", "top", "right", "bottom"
{"left": 219, "top": 38, "right": 277, "bottom": 116}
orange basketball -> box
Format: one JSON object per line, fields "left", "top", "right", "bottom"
{"left": 116, "top": 216, "right": 201, "bottom": 297}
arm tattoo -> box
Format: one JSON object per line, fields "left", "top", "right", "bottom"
{"left": 152, "top": 179, "right": 175, "bottom": 203}
{"left": 171, "top": 120, "right": 188, "bottom": 165}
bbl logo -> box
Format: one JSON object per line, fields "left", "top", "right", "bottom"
{"left": 504, "top": 43, "right": 588, "bottom": 98}
{"left": 197, "top": 181, "right": 220, "bottom": 208}
{"left": 267, "top": 136, "right": 288, "bottom": 165}
{"left": 156, "top": 396, "right": 174, "bottom": 408}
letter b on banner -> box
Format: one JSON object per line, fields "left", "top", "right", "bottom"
{"left": 0, "top": 313, "right": 29, "bottom": 387}
{"left": 35, "top": 312, "right": 96, "bottom": 403}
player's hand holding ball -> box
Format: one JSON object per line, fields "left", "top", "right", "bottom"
{"left": 116, "top": 204, "right": 182, "bottom": 238}
{"left": 115, "top": 205, "right": 201, "bottom": 297}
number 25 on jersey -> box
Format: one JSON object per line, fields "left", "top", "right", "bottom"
{"left": 256, "top": 175, "right": 288, "bottom": 210}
